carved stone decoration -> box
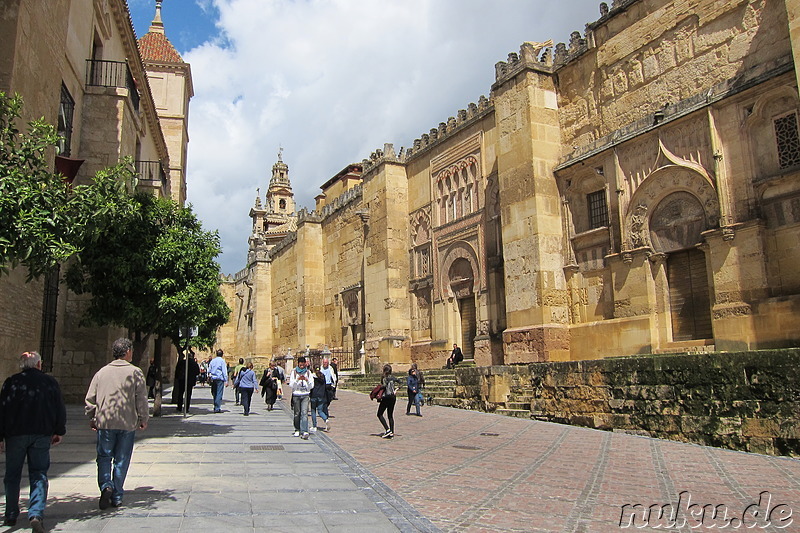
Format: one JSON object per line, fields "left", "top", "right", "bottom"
{"left": 439, "top": 242, "right": 480, "bottom": 301}
{"left": 624, "top": 163, "right": 719, "bottom": 251}
{"left": 340, "top": 285, "right": 362, "bottom": 326}
{"left": 649, "top": 191, "right": 707, "bottom": 253}
{"left": 629, "top": 204, "right": 649, "bottom": 248}
{"left": 410, "top": 208, "right": 432, "bottom": 245}
{"left": 449, "top": 258, "right": 474, "bottom": 299}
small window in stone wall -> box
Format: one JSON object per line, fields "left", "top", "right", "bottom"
{"left": 587, "top": 189, "right": 609, "bottom": 229}
{"left": 774, "top": 112, "right": 800, "bottom": 169}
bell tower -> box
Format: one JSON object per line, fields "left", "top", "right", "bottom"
{"left": 248, "top": 149, "right": 297, "bottom": 263}
{"left": 266, "top": 148, "right": 295, "bottom": 216}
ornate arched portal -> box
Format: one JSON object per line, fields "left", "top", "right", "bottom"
{"left": 626, "top": 165, "right": 717, "bottom": 342}
{"left": 448, "top": 257, "right": 476, "bottom": 359}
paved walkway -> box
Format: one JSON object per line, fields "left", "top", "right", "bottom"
{"left": 2, "top": 386, "right": 799, "bottom": 532}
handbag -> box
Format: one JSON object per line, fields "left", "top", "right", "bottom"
{"left": 415, "top": 391, "right": 423, "bottom": 404}
{"left": 369, "top": 384, "right": 385, "bottom": 401}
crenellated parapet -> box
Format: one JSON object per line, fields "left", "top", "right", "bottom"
{"left": 318, "top": 183, "right": 362, "bottom": 221}
{"left": 403, "top": 95, "right": 493, "bottom": 162}
{"left": 361, "top": 143, "right": 401, "bottom": 176}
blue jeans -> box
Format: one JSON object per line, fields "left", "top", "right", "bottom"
{"left": 3, "top": 434, "right": 51, "bottom": 521}
{"left": 292, "top": 395, "right": 310, "bottom": 433}
{"left": 211, "top": 379, "right": 225, "bottom": 411}
{"left": 96, "top": 429, "right": 136, "bottom": 505}
{"left": 310, "top": 398, "right": 328, "bottom": 427}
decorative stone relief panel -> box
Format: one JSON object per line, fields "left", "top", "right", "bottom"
{"left": 438, "top": 241, "right": 481, "bottom": 301}
{"left": 624, "top": 166, "right": 718, "bottom": 252}
{"left": 409, "top": 208, "right": 432, "bottom": 279}
{"left": 660, "top": 116, "right": 711, "bottom": 172}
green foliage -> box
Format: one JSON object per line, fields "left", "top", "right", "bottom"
{"left": 1, "top": 91, "right": 229, "bottom": 351}
{"left": 0, "top": 92, "right": 135, "bottom": 280}
{"left": 65, "top": 193, "right": 231, "bottom": 350}
{"left": 0, "top": 93, "right": 77, "bottom": 278}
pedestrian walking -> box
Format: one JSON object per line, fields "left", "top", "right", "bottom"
{"left": 231, "top": 358, "right": 245, "bottom": 405}
{"left": 259, "top": 362, "right": 279, "bottom": 410}
{"left": 198, "top": 358, "right": 208, "bottom": 386}
{"left": 309, "top": 366, "right": 329, "bottom": 433}
{"left": 275, "top": 363, "right": 285, "bottom": 399}
{"left": 289, "top": 356, "right": 313, "bottom": 439}
{"left": 146, "top": 358, "right": 158, "bottom": 399}
{"left": 85, "top": 338, "right": 148, "bottom": 510}
{"left": 208, "top": 349, "right": 228, "bottom": 413}
{"left": 330, "top": 357, "right": 339, "bottom": 400}
{"left": 174, "top": 352, "right": 200, "bottom": 412}
{"left": 234, "top": 363, "right": 258, "bottom": 415}
{"left": 377, "top": 364, "right": 401, "bottom": 439}
{"left": 320, "top": 357, "right": 337, "bottom": 416}
{"left": 406, "top": 367, "right": 422, "bottom": 416}
{"left": 0, "top": 351, "right": 66, "bottom": 532}
{"left": 411, "top": 362, "right": 425, "bottom": 405}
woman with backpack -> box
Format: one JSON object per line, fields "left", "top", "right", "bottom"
{"left": 377, "top": 364, "right": 401, "bottom": 439}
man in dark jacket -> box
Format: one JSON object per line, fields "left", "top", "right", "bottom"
{"left": 446, "top": 343, "right": 463, "bottom": 369}
{"left": 0, "top": 351, "right": 66, "bottom": 532}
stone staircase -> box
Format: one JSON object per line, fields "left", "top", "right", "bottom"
{"left": 338, "top": 367, "right": 464, "bottom": 407}
{"left": 495, "top": 382, "right": 535, "bottom": 418}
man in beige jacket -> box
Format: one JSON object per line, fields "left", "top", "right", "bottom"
{"left": 85, "top": 338, "right": 149, "bottom": 510}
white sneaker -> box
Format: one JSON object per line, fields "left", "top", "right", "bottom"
{"left": 301, "top": 432, "right": 309, "bottom": 440}
{"left": 309, "top": 427, "right": 317, "bottom": 433}
{"left": 323, "top": 421, "right": 330, "bottom": 432}
{"left": 293, "top": 431, "right": 300, "bottom": 437}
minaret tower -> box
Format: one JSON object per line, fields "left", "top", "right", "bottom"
{"left": 248, "top": 149, "right": 297, "bottom": 263}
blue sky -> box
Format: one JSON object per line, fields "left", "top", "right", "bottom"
{"left": 127, "top": 0, "right": 603, "bottom": 274}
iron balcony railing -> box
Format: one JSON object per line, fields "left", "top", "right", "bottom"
{"left": 85, "top": 59, "right": 140, "bottom": 111}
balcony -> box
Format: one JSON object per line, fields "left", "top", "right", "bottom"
{"left": 135, "top": 160, "right": 167, "bottom": 196}
{"left": 85, "top": 59, "right": 139, "bottom": 112}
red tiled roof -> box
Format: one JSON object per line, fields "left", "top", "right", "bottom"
{"left": 138, "top": 31, "right": 183, "bottom": 63}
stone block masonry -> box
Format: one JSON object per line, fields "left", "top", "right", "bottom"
{"left": 454, "top": 349, "right": 800, "bottom": 457}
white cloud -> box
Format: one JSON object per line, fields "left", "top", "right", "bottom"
{"left": 181, "top": 0, "right": 602, "bottom": 273}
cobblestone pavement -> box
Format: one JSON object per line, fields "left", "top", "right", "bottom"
{"left": 324, "top": 390, "right": 800, "bottom": 533}
{"left": 1, "top": 386, "right": 798, "bottom": 532}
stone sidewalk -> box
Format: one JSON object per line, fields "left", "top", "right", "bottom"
{"left": 2, "top": 386, "right": 799, "bottom": 532}
{"left": 0, "top": 386, "right": 435, "bottom": 532}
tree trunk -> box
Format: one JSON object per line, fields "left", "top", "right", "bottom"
{"left": 132, "top": 331, "right": 151, "bottom": 368}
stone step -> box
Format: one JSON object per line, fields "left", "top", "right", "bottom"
{"left": 495, "top": 408, "right": 531, "bottom": 418}
{"left": 506, "top": 402, "right": 531, "bottom": 410}
{"left": 429, "top": 397, "right": 459, "bottom": 407}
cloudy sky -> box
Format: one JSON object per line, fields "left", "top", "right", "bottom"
{"left": 128, "top": 0, "right": 602, "bottom": 274}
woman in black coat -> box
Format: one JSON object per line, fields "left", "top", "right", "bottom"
{"left": 260, "top": 362, "right": 280, "bottom": 410}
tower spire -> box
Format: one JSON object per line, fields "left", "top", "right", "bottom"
{"left": 149, "top": 0, "right": 165, "bottom": 34}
